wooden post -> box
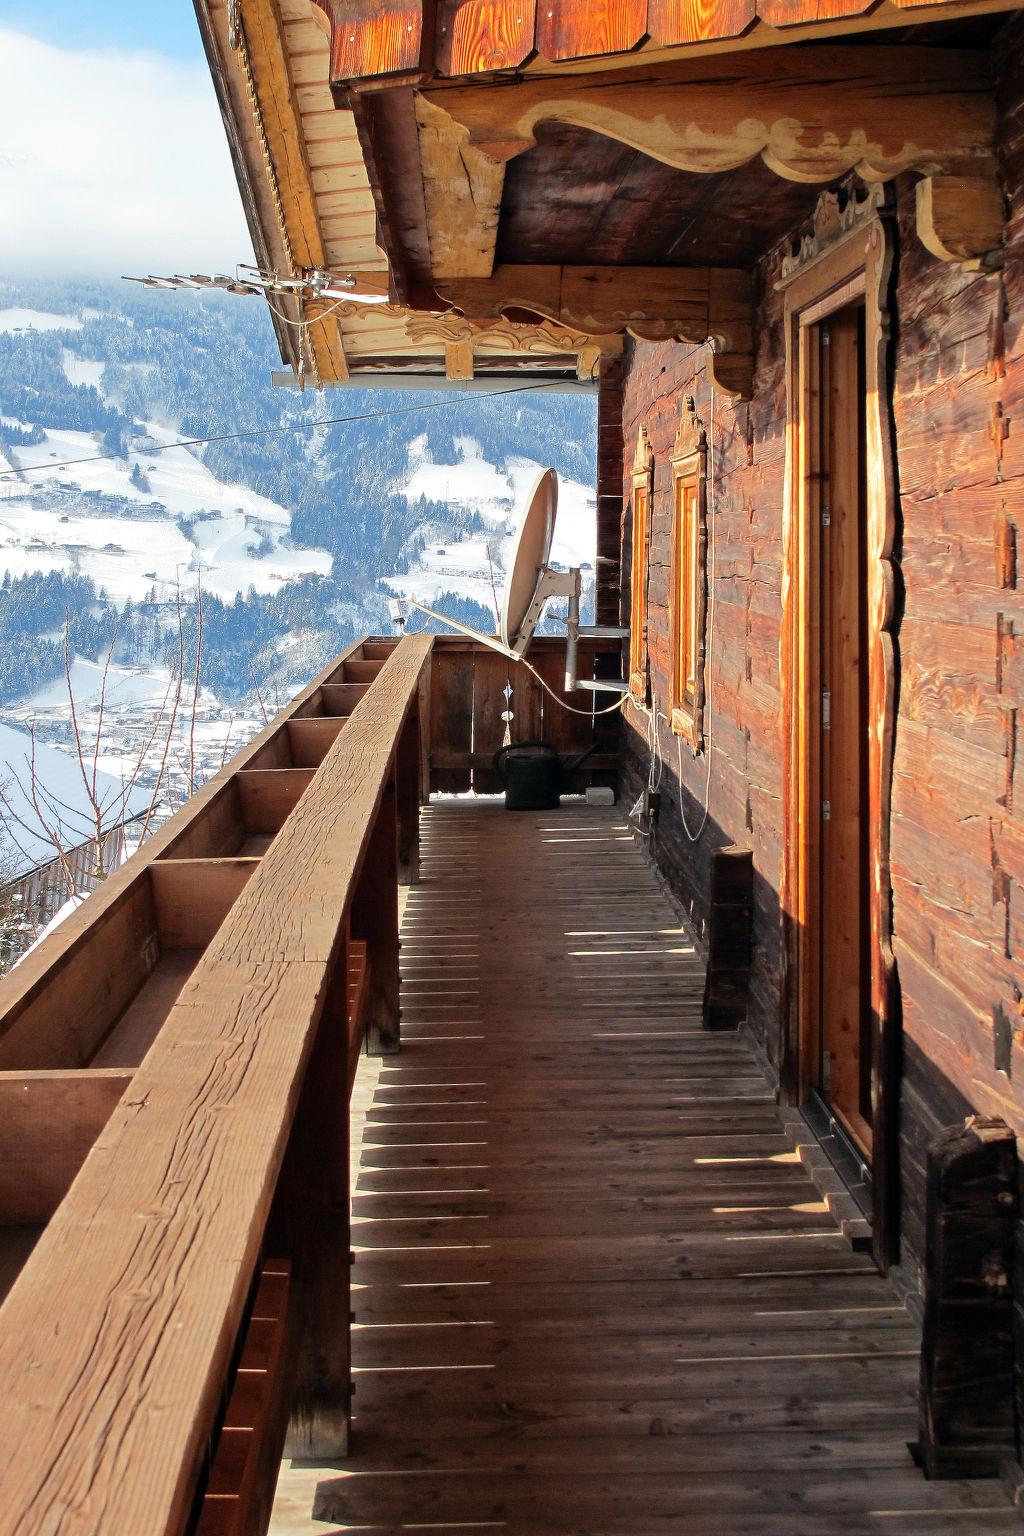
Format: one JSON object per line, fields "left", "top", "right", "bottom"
{"left": 396, "top": 712, "right": 422, "bottom": 886}
{"left": 916, "top": 1115, "right": 1017, "bottom": 1479}
{"left": 273, "top": 964, "right": 352, "bottom": 1461}
{"left": 701, "top": 846, "right": 753, "bottom": 1030}
{"left": 353, "top": 777, "right": 400, "bottom": 1054}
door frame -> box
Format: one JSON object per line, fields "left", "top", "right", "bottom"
{"left": 778, "top": 186, "right": 899, "bottom": 1270}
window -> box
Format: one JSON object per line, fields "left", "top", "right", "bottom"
{"left": 669, "top": 405, "right": 708, "bottom": 747}
{"left": 628, "top": 425, "right": 653, "bottom": 700}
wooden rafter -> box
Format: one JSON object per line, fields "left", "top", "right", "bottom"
{"left": 203, "top": 0, "right": 352, "bottom": 383}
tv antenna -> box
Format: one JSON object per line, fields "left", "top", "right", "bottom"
{"left": 389, "top": 468, "right": 628, "bottom": 695}
{"left": 122, "top": 263, "right": 385, "bottom": 303}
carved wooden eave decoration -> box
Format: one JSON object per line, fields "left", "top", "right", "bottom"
{"left": 411, "top": 45, "right": 1000, "bottom": 290}
{"left": 632, "top": 422, "right": 654, "bottom": 484}
{"left": 671, "top": 408, "right": 707, "bottom": 468}
{"left": 404, "top": 312, "right": 623, "bottom": 380}
{"left": 778, "top": 184, "right": 888, "bottom": 287}
{"left": 434, "top": 264, "right": 755, "bottom": 398}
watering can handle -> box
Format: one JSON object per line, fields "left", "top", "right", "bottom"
{"left": 493, "top": 740, "right": 559, "bottom": 785}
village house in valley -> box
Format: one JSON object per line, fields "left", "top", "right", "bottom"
{"left": 0, "top": 1, "right": 1022, "bottom": 1532}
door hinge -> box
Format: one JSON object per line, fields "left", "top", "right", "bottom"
{"left": 822, "top": 799, "right": 832, "bottom": 822}
{"left": 822, "top": 690, "right": 831, "bottom": 731}
{"left": 822, "top": 507, "right": 831, "bottom": 527}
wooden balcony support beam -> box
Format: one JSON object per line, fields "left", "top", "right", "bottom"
{"left": 352, "top": 774, "right": 401, "bottom": 1054}
{"left": 435, "top": 263, "right": 754, "bottom": 397}
{"left": 0, "top": 1069, "right": 133, "bottom": 1226}
{"left": 0, "top": 634, "right": 433, "bottom": 1532}
{"left": 418, "top": 45, "right": 999, "bottom": 281}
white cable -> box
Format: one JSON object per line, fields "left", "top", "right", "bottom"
{"left": 264, "top": 294, "right": 353, "bottom": 331}
{"left": 519, "top": 655, "right": 626, "bottom": 717}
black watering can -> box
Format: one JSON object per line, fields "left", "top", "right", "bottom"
{"left": 493, "top": 740, "right": 598, "bottom": 811}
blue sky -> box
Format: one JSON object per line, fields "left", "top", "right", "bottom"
{"left": 0, "top": 2, "right": 202, "bottom": 60}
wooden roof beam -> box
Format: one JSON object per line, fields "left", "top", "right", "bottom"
{"left": 434, "top": 264, "right": 754, "bottom": 397}
{"left": 421, "top": 44, "right": 1001, "bottom": 273}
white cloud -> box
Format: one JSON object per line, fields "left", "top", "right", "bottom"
{"left": 0, "top": 28, "right": 254, "bottom": 278}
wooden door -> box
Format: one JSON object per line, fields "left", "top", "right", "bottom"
{"left": 814, "top": 302, "right": 873, "bottom": 1153}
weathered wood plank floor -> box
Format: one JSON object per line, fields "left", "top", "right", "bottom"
{"left": 272, "top": 802, "right": 1014, "bottom": 1534}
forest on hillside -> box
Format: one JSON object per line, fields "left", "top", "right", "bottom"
{"left": 0, "top": 279, "right": 596, "bottom": 704}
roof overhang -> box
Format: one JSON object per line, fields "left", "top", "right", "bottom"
{"left": 197, "top": 0, "right": 1015, "bottom": 392}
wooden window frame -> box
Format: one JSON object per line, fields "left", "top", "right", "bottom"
{"left": 669, "top": 410, "right": 709, "bottom": 749}
{"left": 628, "top": 423, "right": 654, "bottom": 702}
{"left": 778, "top": 186, "right": 898, "bottom": 1271}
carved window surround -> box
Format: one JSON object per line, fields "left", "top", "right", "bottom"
{"left": 628, "top": 423, "right": 654, "bottom": 703}
{"left": 669, "top": 406, "right": 709, "bottom": 750}
{"left": 778, "top": 185, "right": 899, "bottom": 1268}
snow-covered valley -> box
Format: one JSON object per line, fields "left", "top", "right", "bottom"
{"left": 0, "top": 417, "right": 334, "bottom": 602}
{"left": 0, "top": 307, "right": 595, "bottom": 615}
{"left": 0, "top": 282, "right": 597, "bottom": 966}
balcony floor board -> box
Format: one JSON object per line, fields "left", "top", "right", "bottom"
{"left": 270, "top": 801, "right": 1011, "bottom": 1533}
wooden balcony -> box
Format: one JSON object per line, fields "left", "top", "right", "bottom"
{"left": 0, "top": 635, "right": 1012, "bottom": 1533}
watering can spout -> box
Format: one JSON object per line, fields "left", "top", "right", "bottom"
{"left": 561, "top": 743, "right": 598, "bottom": 781}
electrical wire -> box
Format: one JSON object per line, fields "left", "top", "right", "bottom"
{"left": 519, "top": 655, "right": 626, "bottom": 717}
{"left": 264, "top": 294, "right": 354, "bottom": 332}
{"left": 0, "top": 381, "right": 568, "bottom": 482}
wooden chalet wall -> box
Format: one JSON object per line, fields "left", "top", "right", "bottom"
{"left": 616, "top": 11, "right": 1024, "bottom": 1296}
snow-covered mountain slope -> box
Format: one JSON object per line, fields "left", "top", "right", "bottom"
{"left": 1, "top": 419, "right": 333, "bottom": 601}
{"left": 18, "top": 656, "right": 193, "bottom": 714}
{"left": 387, "top": 436, "right": 596, "bottom": 611}
{"left": 0, "top": 279, "right": 598, "bottom": 706}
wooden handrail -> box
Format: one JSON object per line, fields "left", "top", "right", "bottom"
{"left": 0, "top": 633, "right": 432, "bottom": 1536}
{"left": 0, "top": 634, "right": 370, "bottom": 1066}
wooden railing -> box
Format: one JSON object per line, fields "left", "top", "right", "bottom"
{"left": 0, "top": 631, "right": 619, "bottom": 1536}
{"left": 0, "top": 634, "right": 430, "bottom": 1536}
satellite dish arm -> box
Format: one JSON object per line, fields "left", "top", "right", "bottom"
{"left": 399, "top": 598, "right": 520, "bottom": 661}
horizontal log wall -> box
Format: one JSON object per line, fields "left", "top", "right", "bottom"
{"left": 615, "top": 12, "right": 1024, "bottom": 1292}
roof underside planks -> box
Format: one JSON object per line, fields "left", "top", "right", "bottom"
{"left": 196, "top": 0, "right": 1015, "bottom": 389}
{"left": 194, "top": 0, "right": 611, "bottom": 385}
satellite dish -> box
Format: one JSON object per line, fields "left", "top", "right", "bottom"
{"left": 390, "top": 466, "right": 628, "bottom": 692}
{"left": 501, "top": 468, "right": 561, "bottom": 655}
